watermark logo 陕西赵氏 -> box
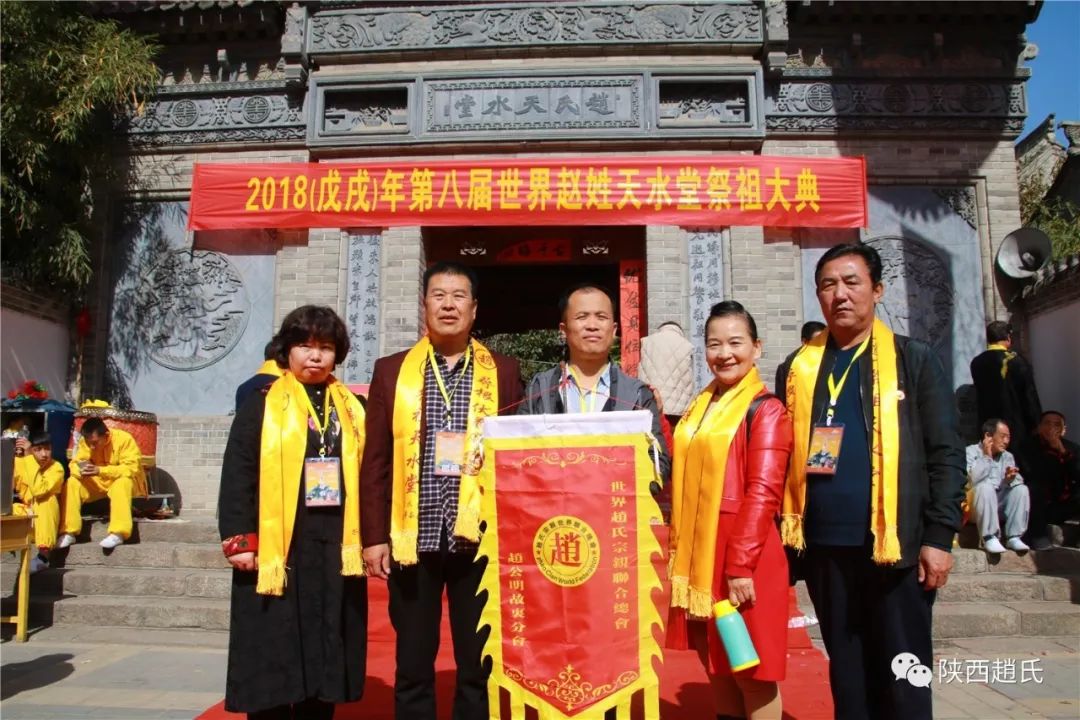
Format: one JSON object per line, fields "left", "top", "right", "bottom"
{"left": 891, "top": 653, "right": 934, "bottom": 688}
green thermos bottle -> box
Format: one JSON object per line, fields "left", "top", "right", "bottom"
{"left": 713, "top": 600, "right": 760, "bottom": 672}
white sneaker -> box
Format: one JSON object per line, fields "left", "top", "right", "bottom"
{"left": 983, "top": 536, "right": 1006, "bottom": 554}
{"left": 29, "top": 555, "right": 47, "bottom": 574}
{"left": 99, "top": 533, "right": 124, "bottom": 549}
{"left": 57, "top": 534, "right": 77, "bottom": 549}
{"left": 1005, "top": 536, "right": 1030, "bottom": 552}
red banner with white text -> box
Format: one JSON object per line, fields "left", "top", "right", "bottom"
{"left": 187, "top": 156, "right": 867, "bottom": 230}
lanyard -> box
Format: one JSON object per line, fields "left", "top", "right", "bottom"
{"left": 428, "top": 345, "right": 472, "bottom": 428}
{"left": 567, "top": 364, "right": 608, "bottom": 414}
{"left": 824, "top": 336, "right": 870, "bottom": 426}
{"left": 300, "top": 387, "right": 332, "bottom": 456}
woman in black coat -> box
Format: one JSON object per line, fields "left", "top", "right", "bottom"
{"left": 219, "top": 305, "right": 367, "bottom": 719}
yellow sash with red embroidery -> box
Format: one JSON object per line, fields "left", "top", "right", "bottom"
{"left": 782, "top": 317, "right": 902, "bottom": 564}
{"left": 391, "top": 337, "right": 498, "bottom": 565}
{"left": 257, "top": 372, "right": 366, "bottom": 596}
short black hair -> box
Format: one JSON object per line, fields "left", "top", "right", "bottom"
{"left": 273, "top": 305, "right": 350, "bottom": 367}
{"left": 814, "top": 243, "right": 883, "bottom": 286}
{"left": 981, "top": 418, "right": 1007, "bottom": 438}
{"left": 658, "top": 321, "right": 683, "bottom": 331}
{"left": 1041, "top": 410, "right": 1066, "bottom": 423}
{"left": 706, "top": 300, "right": 759, "bottom": 342}
{"left": 29, "top": 431, "right": 51, "bottom": 448}
{"left": 263, "top": 340, "right": 278, "bottom": 361}
{"left": 801, "top": 321, "right": 826, "bottom": 343}
{"left": 81, "top": 418, "right": 109, "bottom": 438}
{"left": 558, "top": 283, "right": 615, "bottom": 320}
{"left": 423, "top": 262, "right": 479, "bottom": 299}
{"left": 986, "top": 321, "right": 1012, "bottom": 344}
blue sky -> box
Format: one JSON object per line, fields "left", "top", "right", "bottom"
{"left": 1021, "top": 0, "right": 1080, "bottom": 144}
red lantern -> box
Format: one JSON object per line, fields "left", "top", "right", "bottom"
{"left": 75, "top": 307, "right": 92, "bottom": 339}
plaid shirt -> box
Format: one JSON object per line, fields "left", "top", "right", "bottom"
{"left": 418, "top": 350, "right": 476, "bottom": 554}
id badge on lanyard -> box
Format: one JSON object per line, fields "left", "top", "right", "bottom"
{"left": 304, "top": 456, "right": 342, "bottom": 506}
{"left": 433, "top": 430, "right": 466, "bottom": 477}
{"left": 806, "top": 424, "right": 844, "bottom": 475}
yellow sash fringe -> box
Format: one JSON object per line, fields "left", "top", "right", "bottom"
{"left": 257, "top": 372, "right": 366, "bottom": 595}
{"left": 986, "top": 343, "right": 1015, "bottom": 379}
{"left": 669, "top": 367, "right": 764, "bottom": 619}
{"left": 782, "top": 317, "right": 902, "bottom": 564}
{"left": 390, "top": 337, "right": 499, "bottom": 565}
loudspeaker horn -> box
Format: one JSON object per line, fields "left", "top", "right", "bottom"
{"left": 996, "top": 227, "right": 1052, "bottom": 279}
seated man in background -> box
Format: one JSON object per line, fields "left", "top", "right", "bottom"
{"left": 58, "top": 418, "right": 147, "bottom": 550}
{"left": 12, "top": 432, "right": 64, "bottom": 573}
{"left": 1019, "top": 410, "right": 1080, "bottom": 548}
{"left": 966, "top": 418, "right": 1030, "bottom": 555}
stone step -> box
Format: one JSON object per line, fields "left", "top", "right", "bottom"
{"left": 937, "top": 572, "right": 1080, "bottom": 603}
{"left": 951, "top": 547, "right": 1080, "bottom": 574}
{"left": 26, "top": 566, "right": 232, "bottom": 600}
{"left": 29, "top": 593, "right": 231, "bottom": 632}
{"left": 49, "top": 541, "right": 229, "bottom": 570}
{"left": 67, "top": 517, "right": 220, "bottom": 545}
{"left": 933, "top": 601, "right": 1080, "bottom": 639}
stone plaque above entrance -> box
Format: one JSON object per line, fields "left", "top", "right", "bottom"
{"left": 310, "top": 71, "right": 763, "bottom": 145}
{"left": 426, "top": 77, "right": 641, "bottom": 133}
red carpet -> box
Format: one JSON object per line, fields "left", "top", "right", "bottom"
{"left": 199, "top": 528, "right": 833, "bottom": 719}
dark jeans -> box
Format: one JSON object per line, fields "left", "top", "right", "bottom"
{"left": 248, "top": 697, "right": 334, "bottom": 720}
{"left": 388, "top": 544, "right": 490, "bottom": 720}
{"left": 804, "top": 544, "right": 936, "bottom": 720}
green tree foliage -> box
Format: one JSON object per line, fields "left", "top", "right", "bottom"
{"left": 1, "top": 2, "right": 158, "bottom": 291}
{"left": 1019, "top": 175, "right": 1080, "bottom": 260}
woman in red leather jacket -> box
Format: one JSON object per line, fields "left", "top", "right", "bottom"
{"left": 667, "top": 301, "right": 793, "bottom": 720}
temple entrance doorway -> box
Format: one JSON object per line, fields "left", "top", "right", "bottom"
{"left": 422, "top": 226, "right": 647, "bottom": 376}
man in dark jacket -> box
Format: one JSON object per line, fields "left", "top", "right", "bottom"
{"left": 517, "top": 282, "right": 671, "bottom": 486}
{"left": 1018, "top": 410, "right": 1080, "bottom": 548}
{"left": 777, "top": 243, "right": 965, "bottom": 720}
{"left": 970, "top": 321, "right": 1042, "bottom": 447}
{"left": 360, "top": 262, "right": 523, "bottom": 720}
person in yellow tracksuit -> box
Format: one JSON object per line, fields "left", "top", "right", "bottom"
{"left": 58, "top": 418, "right": 147, "bottom": 550}
{"left": 11, "top": 432, "right": 64, "bottom": 573}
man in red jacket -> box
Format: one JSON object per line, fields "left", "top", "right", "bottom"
{"left": 360, "top": 261, "right": 523, "bottom": 720}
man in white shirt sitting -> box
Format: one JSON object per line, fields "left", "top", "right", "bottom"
{"left": 966, "top": 418, "right": 1030, "bottom": 554}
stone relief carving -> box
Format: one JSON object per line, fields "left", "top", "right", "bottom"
{"left": 657, "top": 82, "right": 749, "bottom": 127}
{"left": 324, "top": 89, "right": 409, "bottom": 134}
{"left": 308, "top": 2, "right": 762, "bottom": 53}
{"left": 129, "top": 94, "right": 303, "bottom": 134}
{"left": 142, "top": 250, "right": 250, "bottom": 371}
{"left": 157, "top": 56, "right": 285, "bottom": 88}
{"left": 129, "top": 127, "right": 307, "bottom": 147}
{"left": 862, "top": 236, "right": 953, "bottom": 350}
{"left": 932, "top": 187, "right": 978, "bottom": 230}
{"left": 766, "top": 80, "right": 1025, "bottom": 134}
{"left": 426, "top": 78, "right": 641, "bottom": 133}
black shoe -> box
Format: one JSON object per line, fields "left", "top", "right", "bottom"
{"left": 1029, "top": 536, "right": 1052, "bottom": 551}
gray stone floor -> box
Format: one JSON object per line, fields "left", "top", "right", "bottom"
{"left": 2, "top": 624, "right": 1078, "bottom": 719}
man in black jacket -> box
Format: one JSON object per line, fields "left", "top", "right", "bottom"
{"left": 777, "top": 243, "right": 966, "bottom": 720}
{"left": 970, "top": 321, "right": 1042, "bottom": 447}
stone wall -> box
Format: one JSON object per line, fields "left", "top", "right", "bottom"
{"left": 153, "top": 415, "right": 232, "bottom": 517}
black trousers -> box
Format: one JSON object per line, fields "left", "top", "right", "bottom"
{"left": 804, "top": 544, "right": 935, "bottom": 720}
{"left": 388, "top": 544, "right": 490, "bottom": 720}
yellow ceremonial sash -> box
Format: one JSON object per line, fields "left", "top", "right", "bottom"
{"left": 669, "top": 367, "right": 764, "bottom": 619}
{"left": 390, "top": 336, "right": 499, "bottom": 565}
{"left": 987, "top": 343, "right": 1015, "bottom": 379}
{"left": 782, "top": 317, "right": 902, "bottom": 564}
{"left": 257, "top": 372, "right": 366, "bottom": 595}
{"left": 257, "top": 359, "right": 284, "bottom": 377}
